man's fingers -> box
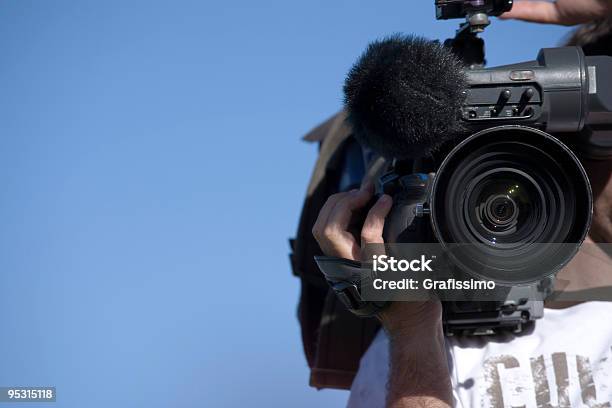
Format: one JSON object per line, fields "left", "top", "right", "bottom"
{"left": 312, "top": 182, "right": 380, "bottom": 260}
{"left": 499, "top": 1, "right": 564, "bottom": 24}
{"left": 361, "top": 195, "right": 393, "bottom": 245}
{"left": 312, "top": 191, "right": 353, "bottom": 239}
{"left": 326, "top": 183, "right": 375, "bottom": 232}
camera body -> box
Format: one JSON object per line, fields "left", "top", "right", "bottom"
{"left": 460, "top": 47, "right": 612, "bottom": 158}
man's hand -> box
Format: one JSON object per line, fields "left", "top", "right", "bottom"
{"left": 312, "top": 182, "right": 392, "bottom": 261}
{"left": 313, "top": 184, "right": 452, "bottom": 407}
{"left": 311, "top": 182, "right": 441, "bottom": 329}
{"left": 500, "top": 0, "right": 612, "bottom": 26}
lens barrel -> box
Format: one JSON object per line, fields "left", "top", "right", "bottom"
{"left": 431, "top": 126, "right": 592, "bottom": 284}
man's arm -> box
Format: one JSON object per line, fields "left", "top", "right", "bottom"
{"left": 382, "top": 302, "right": 452, "bottom": 408}
{"left": 312, "top": 183, "right": 452, "bottom": 408}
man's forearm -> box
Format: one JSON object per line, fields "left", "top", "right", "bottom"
{"left": 386, "top": 313, "right": 452, "bottom": 408}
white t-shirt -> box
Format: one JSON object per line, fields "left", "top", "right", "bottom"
{"left": 348, "top": 302, "right": 612, "bottom": 408}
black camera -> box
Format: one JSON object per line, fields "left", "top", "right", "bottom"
{"left": 316, "top": 0, "right": 612, "bottom": 335}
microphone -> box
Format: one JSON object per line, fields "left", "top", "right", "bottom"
{"left": 343, "top": 35, "right": 467, "bottom": 160}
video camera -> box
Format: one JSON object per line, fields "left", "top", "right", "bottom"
{"left": 316, "top": 0, "right": 612, "bottom": 335}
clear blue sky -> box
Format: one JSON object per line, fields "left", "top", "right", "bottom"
{"left": 0, "top": 1, "right": 570, "bottom": 407}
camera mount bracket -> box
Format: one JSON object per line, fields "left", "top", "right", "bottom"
{"left": 437, "top": 0, "right": 513, "bottom": 68}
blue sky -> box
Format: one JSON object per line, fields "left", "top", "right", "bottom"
{"left": 0, "top": 1, "right": 570, "bottom": 407}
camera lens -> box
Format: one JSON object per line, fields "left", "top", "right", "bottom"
{"left": 484, "top": 194, "right": 518, "bottom": 228}
{"left": 463, "top": 168, "right": 548, "bottom": 248}
{"left": 431, "top": 126, "right": 592, "bottom": 284}
{"left": 487, "top": 195, "right": 516, "bottom": 224}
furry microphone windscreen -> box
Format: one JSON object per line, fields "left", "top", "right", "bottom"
{"left": 344, "top": 35, "right": 467, "bottom": 160}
